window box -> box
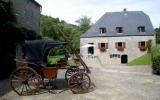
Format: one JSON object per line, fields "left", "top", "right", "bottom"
{"left": 117, "top": 47, "right": 124, "bottom": 51}
{"left": 99, "top": 47, "right": 106, "bottom": 52}
{"left": 139, "top": 46, "right": 147, "bottom": 51}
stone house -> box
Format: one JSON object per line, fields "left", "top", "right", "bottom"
{"left": 11, "top": 0, "right": 42, "bottom": 59}
{"left": 80, "top": 9, "right": 155, "bottom": 65}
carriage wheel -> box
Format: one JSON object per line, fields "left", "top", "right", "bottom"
{"left": 65, "top": 68, "right": 78, "bottom": 81}
{"left": 68, "top": 72, "right": 91, "bottom": 94}
{"left": 10, "top": 67, "right": 42, "bottom": 96}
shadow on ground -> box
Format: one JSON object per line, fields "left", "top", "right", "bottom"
{"left": 0, "top": 79, "right": 12, "bottom": 97}
{"left": 0, "top": 78, "right": 95, "bottom": 97}
{"left": 37, "top": 78, "right": 69, "bottom": 95}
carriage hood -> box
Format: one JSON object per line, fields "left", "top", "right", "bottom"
{"left": 25, "top": 40, "right": 66, "bottom": 64}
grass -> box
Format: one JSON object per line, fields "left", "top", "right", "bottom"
{"left": 128, "top": 46, "right": 160, "bottom": 66}
{"left": 128, "top": 53, "right": 151, "bottom": 66}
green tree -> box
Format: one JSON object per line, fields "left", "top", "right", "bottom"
{"left": 40, "top": 15, "right": 91, "bottom": 52}
{"left": 40, "top": 15, "right": 61, "bottom": 40}
{"left": 75, "top": 16, "right": 92, "bottom": 34}
{"left": 155, "top": 26, "right": 160, "bottom": 44}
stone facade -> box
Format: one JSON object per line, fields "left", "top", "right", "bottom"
{"left": 11, "top": 0, "right": 41, "bottom": 60}
{"left": 11, "top": 0, "right": 41, "bottom": 33}
{"left": 80, "top": 35, "right": 155, "bottom": 65}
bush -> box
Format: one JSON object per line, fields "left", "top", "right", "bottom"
{"left": 152, "top": 56, "right": 160, "bottom": 75}
{"left": 156, "top": 38, "right": 160, "bottom": 44}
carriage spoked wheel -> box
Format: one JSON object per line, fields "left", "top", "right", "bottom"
{"left": 10, "top": 66, "right": 42, "bottom": 96}
{"left": 68, "top": 72, "right": 91, "bottom": 94}
{"left": 65, "top": 68, "right": 78, "bottom": 81}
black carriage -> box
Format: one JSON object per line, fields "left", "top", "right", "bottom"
{"left": 10, "top": 40, "right": 91, "bottom": 96}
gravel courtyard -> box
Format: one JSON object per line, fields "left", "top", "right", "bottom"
{"left": 1, "top": 65, "right": 160, "bottom": 100}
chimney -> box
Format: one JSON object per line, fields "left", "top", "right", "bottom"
{"left": 123, "top": 8, "right": 127, "bottom": 12}
{"left": 123, "top": 8, "right": 128, "bottom": 16}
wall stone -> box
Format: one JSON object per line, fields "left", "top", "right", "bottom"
{"left": 11, "top": 0, "right": 41, "bottom": 33}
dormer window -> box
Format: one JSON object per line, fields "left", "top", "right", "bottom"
{"left": 138, "top": 26, "right": 145, "bottom": 32}
{"left": 99, "top": 27, "right": 106, "bottom": 34}
{"left": 116, "top": 27, "right": 123, "bottom": 33}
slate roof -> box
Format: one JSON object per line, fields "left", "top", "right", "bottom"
{"left": 81, "top": 11, "right": 155, "bottom": 38}
{"left": 30, "top": 0, "right": 42, "bottom": 7}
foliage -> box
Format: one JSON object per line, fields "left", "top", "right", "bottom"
{"left": 151, "top": 46, "right": 160, "bottom": 58}
{"left": 0, "top": 0, "right": 21, "bottom": 43}
{"left": 0, "top": 0, "right": 19, "bottom": 79}
{"left": 155, "top": 26, "right": 160, "bottom": 44}
{"left": 40, "top": 15, "right": 60, "bottom": 40}
{"left": 151, "top": 46, "right": 160, "bottom": 72}
{"left": 40, "top": 15, "right": 91, "bottom": 52}
{"left": 76, "top": 16, "right": 92, "bottom": 34}
{"left": 152, "top": 56, "right": 160, "bottom": 75}
{"left": 19, "top": 27, "right": 42, "bottom": 40}
{"left": 127, "top": 53, "right": 151, "bottom": 66}
{"left": 147, "top": 40, "right": 152, "bottom": 53}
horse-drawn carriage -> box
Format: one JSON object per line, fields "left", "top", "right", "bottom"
{"left": 10, "top": 33, "right": 91, "bottom": 96}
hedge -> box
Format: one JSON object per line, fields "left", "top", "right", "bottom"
{"left": 152, "top": 56, "right": 160, "bottom": 75}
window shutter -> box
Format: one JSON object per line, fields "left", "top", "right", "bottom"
{"left": 138, "top": 42, "right": 141, "bottom": 48}
{"left": 106, "top": 43, "right": 108, "bottom": 49}
{"left": 98, "top": 43, "right": 101, "bottom": 49}
{"left": 123, "top": 42, "right": 125, "bottom": 48}
{"left": 115, "top": 42, "right": 118, "bottom": 48}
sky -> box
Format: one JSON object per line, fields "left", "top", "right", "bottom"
{"left": 37, "top": 0, "right": 160, "bottom": 28}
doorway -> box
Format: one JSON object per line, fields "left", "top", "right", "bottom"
{"left": 121, "top": 54, "right": 128, "bottom": 64}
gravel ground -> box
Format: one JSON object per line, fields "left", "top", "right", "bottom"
{"left": 1, "top": 65, "right": 160, "bottom": 100}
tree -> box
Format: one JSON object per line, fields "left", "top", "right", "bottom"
{"left": 75, "top": 16, "right": 92, "bottom": 34}
{"left": 155, "top": 26, "right": 160, "bottom": 44}
{"left": 40, "top": 15, "right": 92, "bottom": 53}
{"left": 40, "top": 15, "right": 61, "bottom": 40}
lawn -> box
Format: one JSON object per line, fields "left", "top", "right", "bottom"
{"left": 128, "top": 53, "right": 151, "bottom": 66}
{"left": 128, "top": 46, "right": 160, "bottom": 66}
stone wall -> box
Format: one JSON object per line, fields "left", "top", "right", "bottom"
{"left": 80, "top": 35, "right": 155, "bottom": 65}
{"left": 11, "top": 0, "right": 41, "bottom": 33}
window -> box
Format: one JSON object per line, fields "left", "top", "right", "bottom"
{"left": 138, "top": 41, "right": 147, "bottom": 51}
{"left": 99, "top": 27, "right": 106, "bottom": 34}
{"left": 138, "top": 41, "right": 146, "bottom": 47}
{"left": 110, "top": 54, "right": 121, "bottom": 58}
{"left": 116, "top": 27, "right": 123, "bottom": 33}
{"left": 88, "top": 43, "right": 94, "bottom": 54}
{"left": 98, "top": 43, "right": 108, "bottom": 52}
{"left": 138, "top": 26, "right": 145, "bottom": 32}
{"left": 116, "top": 42, "right": 125, "bottom": 48}
{"left": 118, "top": 42, "right": 123, "bottom": 47}
{"left": 115, "top": 42, "right": 125, "bottom": 51}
